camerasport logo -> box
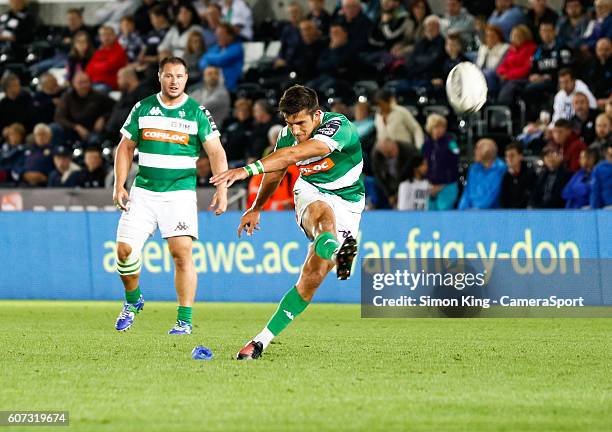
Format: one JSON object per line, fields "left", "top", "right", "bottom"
{"left": 142, "top": 128, "right": 189, "bottom": 145}
{"left": 298, "top": 157, "right": 335, "bottom": 176}
{"left": 317, "top": 119, "right": 341, "bottom": 137}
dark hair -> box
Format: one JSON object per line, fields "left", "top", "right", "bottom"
{"left": 539, "top": 20, "right": 556, "bottom": 29}
{"left": 279, "top": 85, "right": 319, "bottom": 116}
{"left": 401, "top": 155, "right": 426, "bottom": 182}
{"left": 120, "top": 15, "right": 135, "bottom": 24}
{"left": 159, "top": 56, "right": 188, "bottom": 73}
{"left": 558, "top": 68, "right": 575, "bottom": 79}
{"left": 67, "top": 7, "right": 83, "bottom": 16}
{"left": 218, "top": 22, "right": 236, "bottom": 37}
{"left": 505, "top": 141, "right": 524, "bottom": 155}
{"left": 254, "top": 98, "right": 274, "bottom": 115}
{"left": 554, "top": 118, "right": 573, "bottom": 129}
{"left": 446, "top": 33, "right": 463, "bottom": 48}
{"left": 374, "top": 88, "right": 394, "bottom": 103}
{"left": 584, "top": 147, "right": 600, "bottom": 163}
{"left": 150, "top": 4, "right": 168, "bottom": 18}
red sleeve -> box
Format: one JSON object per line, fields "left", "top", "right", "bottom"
{"left": 566, "top": 140, "right": 587, "bottom": 172}
{"left": 503, "top": 42, "right": 536, "bottom": 80}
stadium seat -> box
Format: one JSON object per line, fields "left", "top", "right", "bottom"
{"left": 242, "top": 41, "right": 266, "bottom": 73}
{"left": 484, "top": 105, "right": 513, "bottom": 136}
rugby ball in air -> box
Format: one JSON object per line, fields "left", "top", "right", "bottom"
{"left": 446, "top": 62, "right": 488, "bottom": 114}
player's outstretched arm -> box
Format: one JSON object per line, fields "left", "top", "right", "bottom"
{"left": 113, "top": 135, "right": 136, "bottom": 211}
{"left": 210, "top": 138, "right": 329, "bottom": 187}
{"left": 203, "top": 136, "right": 229, "bottom": 215}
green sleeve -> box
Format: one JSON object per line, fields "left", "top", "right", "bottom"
{"left": 197, "top": 105, "right": 221, "bottom": 143}
{"left": 273, "top": 126, "right": 294, "bottom": 151}
{"left": 120, "top": 102, "right": 141, "bottom": 143}
{"left": 312, "top": 117, "right": 353, "bottom": 151}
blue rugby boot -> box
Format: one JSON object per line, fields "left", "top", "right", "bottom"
{"left": 168, "top": 320, "right": 192, "bottom": 335}
{"left": 115, "top": 295, "right": 144, "bottom": 332}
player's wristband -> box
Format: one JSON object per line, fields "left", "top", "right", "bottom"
{"left": 243, "top": 160, "right": 265, "bottom": 177}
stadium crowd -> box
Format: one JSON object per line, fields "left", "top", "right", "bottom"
{"left": 0, "top": 0, "right": 611, "bottom": 209}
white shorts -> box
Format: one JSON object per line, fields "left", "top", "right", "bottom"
{"left": 116, "top": 186, "right": 198, "bottom": 248}
{"left": 293, "top": 178, "right": 364, "bottom": 242}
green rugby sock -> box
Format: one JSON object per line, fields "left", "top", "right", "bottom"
{"left": 125, "top": 286, "right": 141, "bottom": 304}
{"left": 266, "top": 286, "right": 310, "bottom": 336}
{"left": 177, "top": 306, "right": 192, "bottom": 325}
{"left": 313, "top": 232, "right": 339, "bottom": 260}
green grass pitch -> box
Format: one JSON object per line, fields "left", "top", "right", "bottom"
{"left": 1, "top": 301, "right": 610, "bottom": 432}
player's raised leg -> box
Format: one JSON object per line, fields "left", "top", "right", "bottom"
{"left": 166, "top": 236, "right": 196, "bottom": 334}
{"left": 115, "top": 240, "right": 145, "bottom": 331}
{"left": 237, "top": 201, "right": 343, "bottom": 359}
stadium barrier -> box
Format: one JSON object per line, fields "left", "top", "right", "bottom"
{"left": 0, "top": 210, "right": 611, "bottom": 303}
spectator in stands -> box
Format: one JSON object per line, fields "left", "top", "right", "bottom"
{"left": 55, "top": 72, "right": 115, "bottom": 146}
{"left": 433, "top": 33, "right": 469, "bottom": 90}
{"left": 571, "top": 92, "right": 599, "bottom": 144}
{"left": 371, "top": 89, "right": 424, "bottom": 206}
{"left": 31, "top": 73, "right": 63, "bottom": 126}
{"left": 202, "top": 3, "right": 222, "bottom": 48}
{"left": 549, "top": 118, "right": 587, "bottom": 172}
{"left": 397, "top": 155, "right": 430, "bottom": 210}
{"left": 353, "top": 100, "right": 376, "bottom": 158}
{"left": 580, "top": 0, "right": 612, "bottom": 52}
{"left": 184, "top": 31, "right": 207, "bottom": 81}
{"left": 137, "top": 5, "right": 170, "bottom": 72}
{"left": 104, "top": 145, "right": 138, "bottom": 189}
{"left": 582, "top": 37, "right": 612, "bottom": 109}
{"left": 334, "top": 0, "right": 373, "bottom": 54}
{"left": 522, "top": 21, "right": 573, "bottom": 120}
{"left": 476, "top": 24, "right": 509, "bottom": 98}
{"left": 221, "top": 0, "right": 254, "bottom": 40}
{"left": 369, "top": 0, "right": 410, "bottom": 52}
{"left": 487, "top": 0, "right": 525, "bottom": 41}
{"left": 496, "top": 24, "right": 537, "bottom": 106}
{"left": 289, "top": 19, "right": 325, "bottom": 83}
{"left": 67, "top": 31, "right": 94, "bottom": 83}
{"left": 590, "top": 142, "right": 612, "bottom": 207}
{"left": 20, "top": 123, "right": 55, "bottom": 186}
{"left": 500, "top": 141, "right": 536, "bottom": 208}
{"left": 390, "top": 0, "right": 430, "bottom": 57}
{"left": 104, "top": 66, "right": 150, "bottom": 143}
{"left": 309, "top": 22, "right": 357, "bottom": 97}
{"left": 246, "top": 124, "right": 300, "bottom": 210}
{"left": 0, "top": 0, "right": 37, "bottom": 62}
{"left": 551, "top": 68, "right": 597, "bottom": 124}
{"left": 47, "top": 145, "right": 81, "bottom": 187}
{"left": 421, "top": 113, "right": 459, "bottom": 210}
{"left": 591, "top": 113, "right": 612, "bottom": 155}
{"left": 556, "top": 0, "right": 589, "bottom": 51}
{"left": 196, "top": 154, "right": 211, "bottom": 187}
{"left": 77, "top": 146, "right": 107, "bottom": 188}
{"left": 458, "top": 138, "right": 506, "bottom": 209}
{"left": 249, "top": 99, "right": 279, "bottom": 161}
{"left": 118, "top": 16, "right": 143, "bottom": 63}
{"left": 198, "top": 23, "right": 244, "bottom": 92}
{"left": 525, "top": 0, "right": 558, "bottom": 43}
{"left": 606, "top": 99, "right": 612, "bottom": 121}
{"left": 133, "top": 0, "right": 156, "bottom": 36}
{"left": 190, "top": 66, "right": 231, "bottom": 127}
{"left": 222, "top": 97, "right": 253, "bottom": 166}
{"left": 400, "top": 15, "right": 446, "bottom": 88}
{"left": 273, "top": 2, "right": 305, "bottom": 72}
{"left": 61, "top": 7, "right": 92, "bottom": 49}
{"left": 307, "top": 0, "right": 332, "bottom": 35}
{"left": 85, "top": 26, "right": 128, "bottom": 91}
{"left": 159, "top": 2, "right": 203, "bottom": 58}
{"left": 440, "top": 0, "right": 476, "bottom": 48}
{"left": 0, "top": 73, "right": 33, "bottom": 133}
{"left": 530, "top": 144, "right": 572, "bottom": 207}
{"left": 0, "top": 122, "right": 26, "bottom": 184}
{"left": 562, "top": 147, "right": 599, "bottom": 208}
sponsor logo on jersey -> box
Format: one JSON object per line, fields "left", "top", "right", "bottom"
{"left": 142, "top": 128, "right": 189, "bottom": 145}
{"left": 317, "top": 119, "right": 341, "bottom": 138}
{"left": 298, "top": 157, "right": 335, "bottom": 176}
{"left": 149, "top": 107, "right": 163, "bottom": 116}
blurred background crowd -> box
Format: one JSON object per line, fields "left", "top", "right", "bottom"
{"left": 0, "top": 0, "right": 610, "bottom": 210}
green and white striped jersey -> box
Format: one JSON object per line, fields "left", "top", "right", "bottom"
{"left": 275, "top": 111, "right": 364, "bottom": 202}
{"left": 121, "top": 93, "right": 220, "bottom": 192}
